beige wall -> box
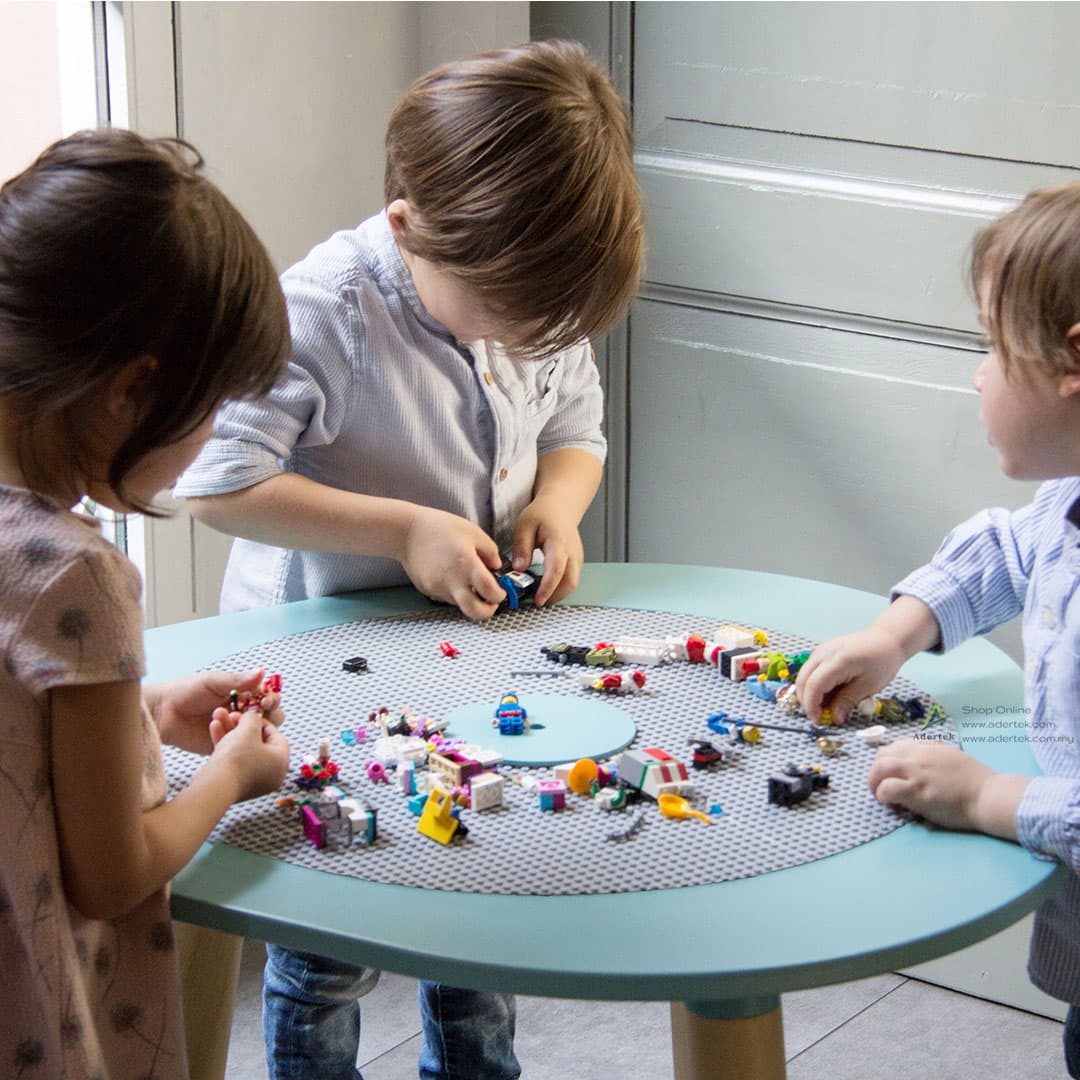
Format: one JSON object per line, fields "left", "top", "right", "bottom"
{"left": 416, "top": 0, "right": 530, "bottom": 74}
{"left": 175, "top": 1, "right": 529, "bottom": 271}
{"left": 0, "top": 1, "right": 62, "bottom": 181}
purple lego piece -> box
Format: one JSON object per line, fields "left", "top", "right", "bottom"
{"left": 301, "top": 804, "right": 327, "bottom": 849}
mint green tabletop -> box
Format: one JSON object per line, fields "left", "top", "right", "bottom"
{"left": 151, "top": 564, "right": 1063, "bottom": 1011}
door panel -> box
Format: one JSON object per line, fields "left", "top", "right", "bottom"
{"left": 636, "top": 2, "right": 1080, "bottom": 167}
{"left": 638, "top": 151, "right": 1003, "bottom": 330}
{"left": 628, "top": 297, "right": 1036, "bottom": 590}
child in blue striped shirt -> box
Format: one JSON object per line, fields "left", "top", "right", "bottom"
{"left": 177, "top": 39, "right": 645, "bottom": 1080}
{"left": 796, "top": 182, "right": 1080, "bottom": 1077}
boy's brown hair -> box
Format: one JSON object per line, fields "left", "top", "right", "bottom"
{"left": 971, "top": 182, "right": 1080, "bottom": 381}
{"left": 385, "top": 39, "right": 644, "bottom": 359}
{"left": 0, "top": 128, "right": 288, "bottom": 513}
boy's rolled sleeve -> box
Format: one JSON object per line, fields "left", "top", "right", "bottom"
{"left": 174, "top": 424, "right": 283, "bottom": 498}
{"left": 1018, "top": 776, "right": 1080, "bottom": 872}
{"left": 891, "top": 504, "right": 1033, "bottom": 653}
{"left": 891, "top": 563, "right": 980, "bottom": 654}
{"left": 176, "top": 274, "right": 358, "bottom": 499}
{"left": 536, "top": 341, "right": 607, "bottom": 464}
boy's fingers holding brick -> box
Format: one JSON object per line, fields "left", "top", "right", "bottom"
{"left": 456, "top": 587, "right": 501, "bottom": 621}
{"left": 470, "top": 569, "right": 506, "bottom": 607}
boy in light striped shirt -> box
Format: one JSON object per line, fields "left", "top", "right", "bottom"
{"left": 796, "top": 184, "right": 1080, "bottom": 1078}
{"left": 177, "top": 39, "right": 644, "bottom": 1080}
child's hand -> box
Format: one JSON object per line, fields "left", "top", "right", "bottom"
{"left": 795, "top": 627, "right": 908, "bottom": 724}
{"left": 148, "top": 668, "right": 283, "bottom": 754}
{"left": 796, "top": 596, "right": 941, "bottom": 723}
{"left": 208, "top": 709, "right": 291, "bottom": 802}
{"left": 868, "top": 739, "right": 1025, "bottom": 839}
{"left": 511, "top": 495, "right": 584, "bottom": 607}
{"left": 401, "top": 505, "right": 506, "bottom": 619}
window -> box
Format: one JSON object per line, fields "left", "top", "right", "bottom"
{"left": 2, "top": 3, "right": 128, "bottom": 548}
{"left": 0, "top": 2, "right": 98, "bottom": 181}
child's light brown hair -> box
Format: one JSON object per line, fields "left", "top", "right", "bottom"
{"left": 971, "top": 182, "right": 1080, "bottom": 381}
{"left": 0, "top": 128, "right": 288, "bottom": 513}
{"left": 385, "top": 39, "right": 644, "bottom": 359}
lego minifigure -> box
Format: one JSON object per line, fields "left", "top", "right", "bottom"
{"left": 767, "top": 763, "right": 829, "bottom": 807}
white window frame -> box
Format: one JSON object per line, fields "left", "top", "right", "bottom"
{"left": 103, "top": 1, "right": 219, "bottom": 628}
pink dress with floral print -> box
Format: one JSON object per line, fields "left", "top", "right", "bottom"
{"left": 0, "top": 487, "right": 187, "bottom": 1080}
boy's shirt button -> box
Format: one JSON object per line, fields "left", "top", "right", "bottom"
{"left": 483, "top": 371, "right": 494, "bottom": 385}
{"left": 499, "top": 468, "right": 508, "bottom": 481}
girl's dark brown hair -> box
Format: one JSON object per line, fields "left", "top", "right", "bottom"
{"left": 971, "top": 183, "right": 1080, "bottom": 381}
{"left": 385, "top": 39, "right": 645, "bottom": 359}
{"left": 0, "top": 128, "right": 288, "bottom": 513}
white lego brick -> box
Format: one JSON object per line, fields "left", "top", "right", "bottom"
{"left": 470, "top": 747, "right": 504, "bottom": 769}
{"left": 553, "top": 762, "right": 574, "bottom": 785}
{"left": 469, "top": 772, "right": 505, "bottom": 811}
{"left": 713, "top": 624, "right": 757, "bottom": 649}
{"left": 731, "top": 650, "right": 767, "bottom": 682}
{"left": 611, "top": 637, "right": 670, "bottom": 665}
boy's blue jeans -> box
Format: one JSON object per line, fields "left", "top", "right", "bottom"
{"left": 263, "top": 944, "right": 521, "bottom": 1080}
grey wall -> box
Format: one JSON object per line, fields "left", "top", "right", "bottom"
{"left": 177, "top": 1, "right": 529, "bottom": 272}
{"left": 620, "top": 2, "right": 1080, "bottom": 662}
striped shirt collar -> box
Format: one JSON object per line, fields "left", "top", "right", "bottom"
{"left": 1066, "top": 493, "right": 1080, "bottom": 532}
{"left": 364, "top": 211, "right": 458, "bottom": 345}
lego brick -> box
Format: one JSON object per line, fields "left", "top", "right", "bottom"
{"left": 469, "top": 772, "right": 505, "bottom": 811}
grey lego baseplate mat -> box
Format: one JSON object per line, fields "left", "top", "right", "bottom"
{"left": 162, "top": 606, "right": 956, "bottom": 896}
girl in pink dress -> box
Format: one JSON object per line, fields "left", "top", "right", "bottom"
{"left": 0, "top": 129, "right": 291, "bottom": 1079}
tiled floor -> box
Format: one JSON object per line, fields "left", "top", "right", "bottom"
{"left": 223, "top": 937, "right": 1070, "bottom": 1079}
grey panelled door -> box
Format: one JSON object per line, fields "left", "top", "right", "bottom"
{"left": 627, "top": 1, "right": 1080, "bottom": 602}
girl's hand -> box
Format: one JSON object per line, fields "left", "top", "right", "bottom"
{"left": 400, "top": 505, "right": 506, "bottom": 620}
{"left": 148, "top": 668, "right": 283, "bottom": 754}
{"left": 208, "top": 709, "right": 291, "bottom": 802}
{"left": 511, "top": 495, "right": 584, "bottom": 607}
{"left": 868, "top": 739, "right": 1027, "bottom": 839}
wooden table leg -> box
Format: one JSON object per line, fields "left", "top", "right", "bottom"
{"left": 671, "top": 997, "right": 786, "bottom": 1080}
{"left": 174, "top": 922, "right": 245, "bottom": 1080}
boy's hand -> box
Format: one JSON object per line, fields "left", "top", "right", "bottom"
{"left": 209, "top": 709, "right": 291, "bottom": 802}
{"left": 148, "top": 668, "right": 283, "bottom": 754}
{"left": 794, "top": 627, "right": 907, "bottom": 724}
{"left": 511, "top": 494, "right": 585, "bottom": 607}
{"left": 795, "top": 597, "right": 940, "bottom": 723}
{"left": 401, "top": 505, "right": 506, "bottom": 619}
{"left": 868, "top": 739, "right": 1026, "bottom": 839}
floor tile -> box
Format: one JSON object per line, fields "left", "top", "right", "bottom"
{"left": 782, "top": 972, "right": 906, "bottom": 1057}
{"left": 516, "top": 995, "right": 672, "bottom": 1076}
{"left": 353, "top": 971, "right": 423, "bottom": 1066}
{"left": 360, "top": 1032, "right": 425, "bottom": 1080}
{"left": 224, "top": 938, "right": 269, "bottom": 1080}
{"left": 361, "top": 995, "right": 674, "bottom": 1079}
{"left": 786, "top": 979, "right": 1067, "bottom": 1080}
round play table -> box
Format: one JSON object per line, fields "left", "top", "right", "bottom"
{"left": 151, "top": 564, "right": 1064, "bottom": 1080}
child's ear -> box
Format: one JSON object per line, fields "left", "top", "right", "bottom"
{"left": 386, "top": 199, "right": 414, "bottom": 242}
{"left": 1061, "top": 324, "right": 1080, "bottom": 398}
{"left": 105, "top": 354, "right": 158, "bottom": 423}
